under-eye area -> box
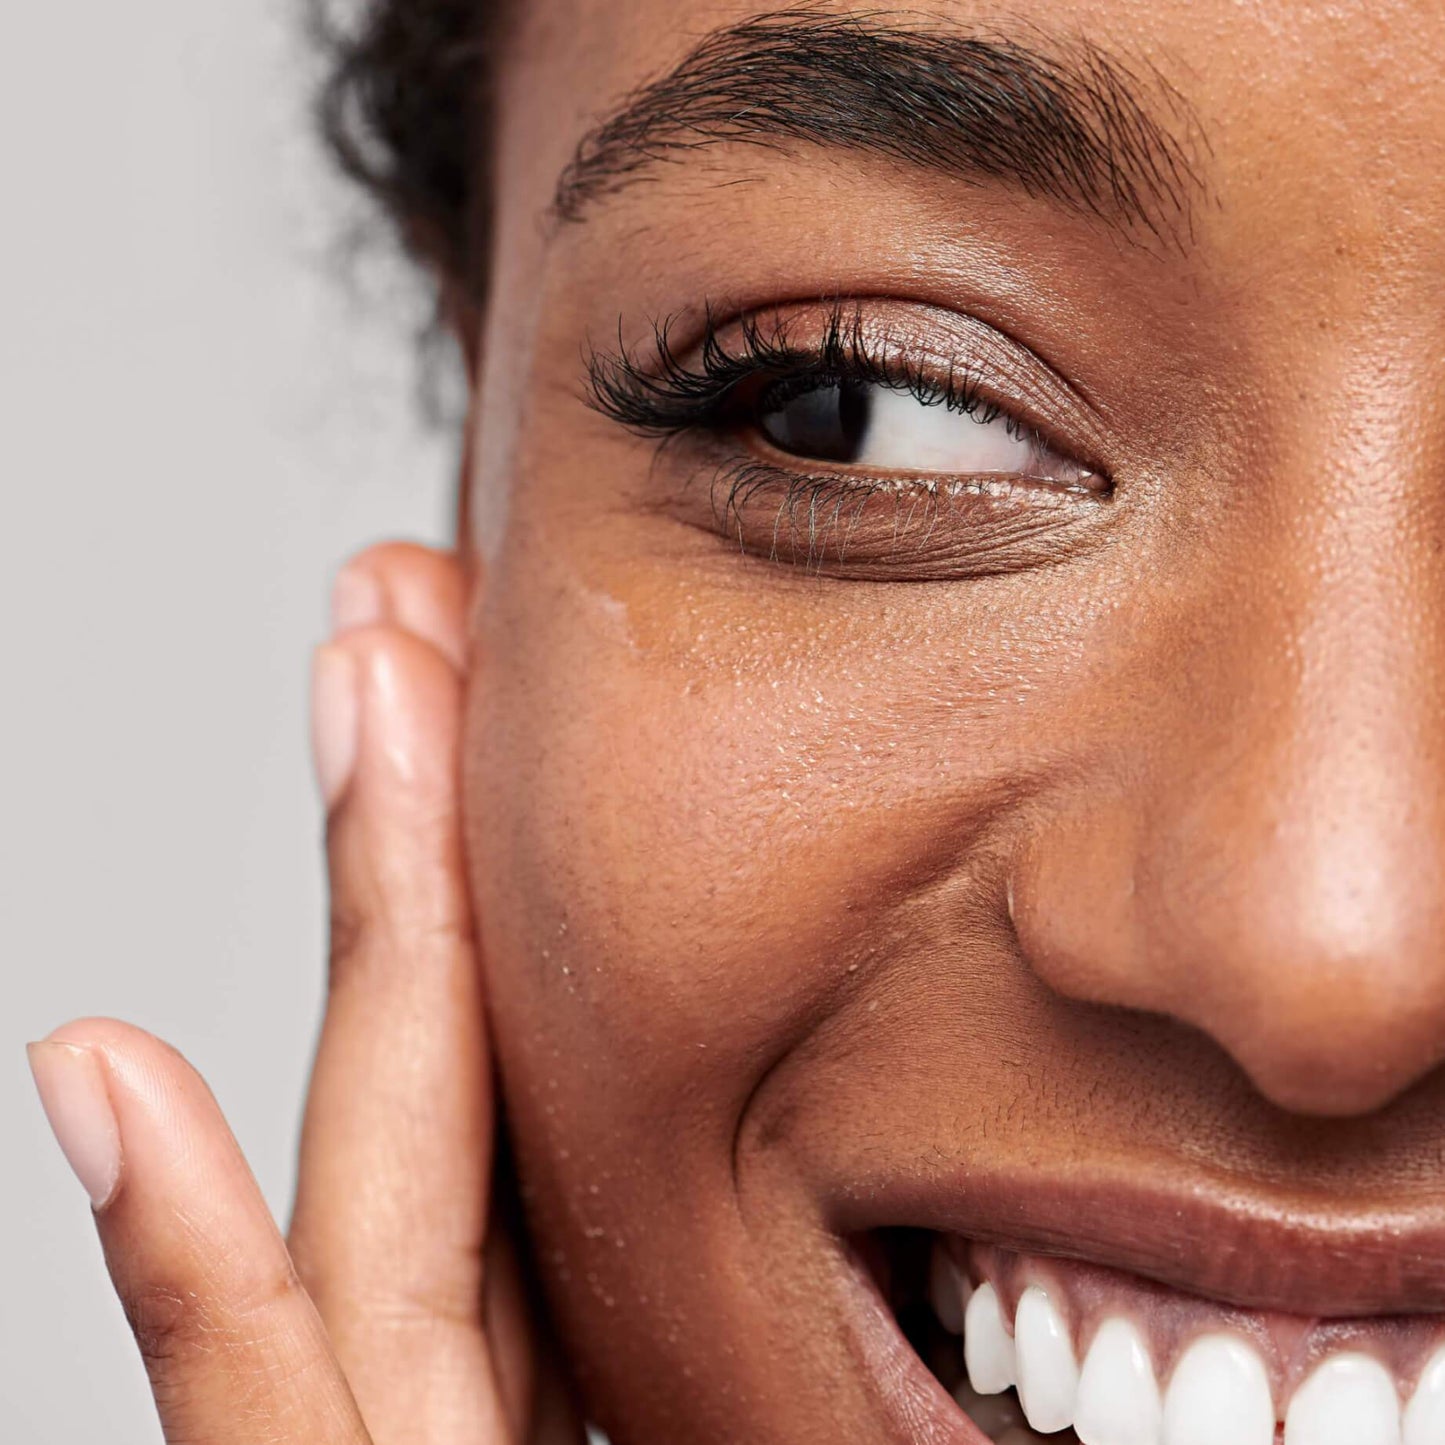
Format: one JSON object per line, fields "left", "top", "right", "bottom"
{"left": 866, "top": 1231, "right": 1445, "bottom": 1445}
{"left": 690, "top": 461, "right": 1105, "bottom": 578}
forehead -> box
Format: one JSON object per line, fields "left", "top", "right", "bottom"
{"left": 498, "top": 0, "right": 1445, "bottom": 271}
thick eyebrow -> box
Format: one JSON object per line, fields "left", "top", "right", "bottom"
{"left": 552, "top": 9, "right": 1204, "bottom": 245}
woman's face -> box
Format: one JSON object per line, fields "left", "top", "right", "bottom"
{"left": 460, "top": 2, "right": 1445, "bottom": 1441}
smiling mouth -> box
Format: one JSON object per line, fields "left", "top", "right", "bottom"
{"left": 867, "top": 1230, "right": 1445, "bottom": 1445}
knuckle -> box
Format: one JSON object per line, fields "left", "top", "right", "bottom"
{"left": 123, "top": 1284, "right": 214, "bottom": 1373}
{"left": 232, "top": 1257, "right": 309, "bottom": 1326}
{"left": 327, "top": 899, "right": 368, "bottom": 981}
{"left": 121, "top": 1261, "right": 308, "bottom": 1374}
{"left": 386, "top": 1261, "right": 485, "bottom": 1332}
{"left": 287, "top": 1231, "right": 484, "bottom": 1337}
{"left": 327, "top": 898, "right": 475, "bottom": 989}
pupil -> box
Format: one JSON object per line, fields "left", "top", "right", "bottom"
{"left": 760, "top": 378, "right": 871, "bottom": 462}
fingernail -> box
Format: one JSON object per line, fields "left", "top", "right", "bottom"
{"left": 311, "top": 645, "right": 360, "bottom": 809}
{"left": 331, "top": 564, "right": 386, "bottom": 634}
{"left": 28, "top": 1041, "right": 122, "bottom": 1209}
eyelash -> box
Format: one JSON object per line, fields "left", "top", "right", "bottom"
{"left": 584, "top": 302, "right": 1039, "bottom": 454}
{"left": 583, "top": 302, "right": 1105, "bottom": 573}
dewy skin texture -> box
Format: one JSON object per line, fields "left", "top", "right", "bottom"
{"left": 331, "top": 0, "right": 1445, "bottom": 1442}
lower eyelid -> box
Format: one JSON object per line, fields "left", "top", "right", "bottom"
{"left": 673, "top": 459, "right": 1114, "bottom": 581}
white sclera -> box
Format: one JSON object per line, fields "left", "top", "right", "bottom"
{"left": 855, "top": 388, "right": 1036, "bottom": 474}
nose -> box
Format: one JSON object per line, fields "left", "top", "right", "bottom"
{"left": 1012, "top": 506, "right": 1445, "bottom": 1117}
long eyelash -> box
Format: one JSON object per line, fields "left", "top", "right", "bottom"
{"left": 584, "top": 301, "right": 1023, "bottom": 442}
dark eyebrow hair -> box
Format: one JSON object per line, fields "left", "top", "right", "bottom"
{"left": 552, "top": 8, "right": 1204, "bottom": 245}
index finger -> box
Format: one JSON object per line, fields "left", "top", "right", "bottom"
{"left": 29, "top": 1019, "right": 372, "bottom": 1445}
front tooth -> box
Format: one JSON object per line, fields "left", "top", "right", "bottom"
{"left": 1074, "top": 1318, "right": 1163, "bottom": 1445}
{"left": 965, "top": 1282, "right": 1017, "bottom": 1395}
{"left": 1014, "top": 1286, "right": 1079, "bottom": 1433}
{"left": 930, "top": 1241, "right": 968, "bottom": 1335}
{"left": 1285, "top": 1354, "right": 1400, "bottom": 1445}
{"left": 1405, "top": 1346, "right": 1445, "bottom": 1445}
{"left": 1162, "top": 1334, "right": 1274, "bottom": 1445}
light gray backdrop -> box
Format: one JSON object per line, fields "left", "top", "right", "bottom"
{"left": 0, "top": 2, "right": 456, "bottom": 1437}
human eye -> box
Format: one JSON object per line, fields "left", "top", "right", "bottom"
{"left": 585, "top": 302, "right": 1113, "bottom": 580}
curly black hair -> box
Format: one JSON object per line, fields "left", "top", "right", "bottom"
{"left": 312, "top": 0, "right": 500, "bottom": 312}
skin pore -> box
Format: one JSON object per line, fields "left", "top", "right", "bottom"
{"left": 464, "top": 0, "right": 1445, "bottom": 1440}
{"left": 27, "top": 2, "right": 1445, "bottom": 1443}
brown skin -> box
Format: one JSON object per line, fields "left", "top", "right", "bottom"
{"left": 32, "top": 2, "right": 1445, "bottom": 1442}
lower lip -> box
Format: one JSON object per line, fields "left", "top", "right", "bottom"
{"left": 838, "top": 1240, "right": 991, "bottom": 1444}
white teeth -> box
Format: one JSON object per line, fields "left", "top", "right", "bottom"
{"left": 1162, "top": 1334, "right": 1274, "bottom": 1445}
{"left": 1404, "top": 1347, "right": 1445, "bottom": 1445}
{"left": 1074, "top": 1318, "right": 1164, "bottom": 1445}
{"left": 965, "top": 1282, "right": 1017, "bottom": 1396}
{"left": 930, "top": 1242, "right": 968, "bottom": 1336}
{"left": 1285, "top": 1354, "right": 1400, "bottom": 1445}
{"left": 1014, "top": 1286, "right": 1080, "bottom": 1434}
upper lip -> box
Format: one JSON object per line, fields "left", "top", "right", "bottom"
{"left": 828, "top": 1166, "right": 1445, "bottom": 1317}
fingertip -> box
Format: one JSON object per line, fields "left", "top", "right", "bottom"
{"left": 28, "top": 1016, "right": 191, "bottom": 1211}
{"left": 38, "top": 1014, "right": 116, "bottom": 1047}
{"left": 37, "top": 1018, "right": 224, "bottom": 1143}
{"left": 41, "top": 1014, "right": 180, "bottom": 1063}
{"left": 334, "top": 541, "right": 469, "bottom": 670}
{"left": 326, "top": 627, "right": 463, "bottom": 803}
{"left": 28, "top": 1037, "right": 122, "bottom": 1210}
{"left": 313, "top": 644, "right": 362, "bottom": 811}
{"left": 331, "top": 560, "right": 388, "bottom": 635}
{"left": 33, "top": 1022, "right": 374, "bottom": 1439}
{"left": 34, "top": 1020, "right": 277, "bottom": 1263}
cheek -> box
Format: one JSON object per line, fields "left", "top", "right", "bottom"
{"left": 467, "top": 567, "right": 865, "bottom": 1102}
{"left": 459, "top": 503, "right": 1177, "bottom": 1432}
{"left": 461, "top": 523, "right": 1105, "bottom": 1146}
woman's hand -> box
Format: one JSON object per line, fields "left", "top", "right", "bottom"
{"left": 27, "top": 544, "right": 575, "bottom": 1443}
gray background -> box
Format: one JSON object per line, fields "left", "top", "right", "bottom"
{"left": 0, "top": 2, "right": 456, "bottom": 1436}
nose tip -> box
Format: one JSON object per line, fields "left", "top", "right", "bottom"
{"left": 1012, "top": 790, "right": 1445, "bottom": 1118}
